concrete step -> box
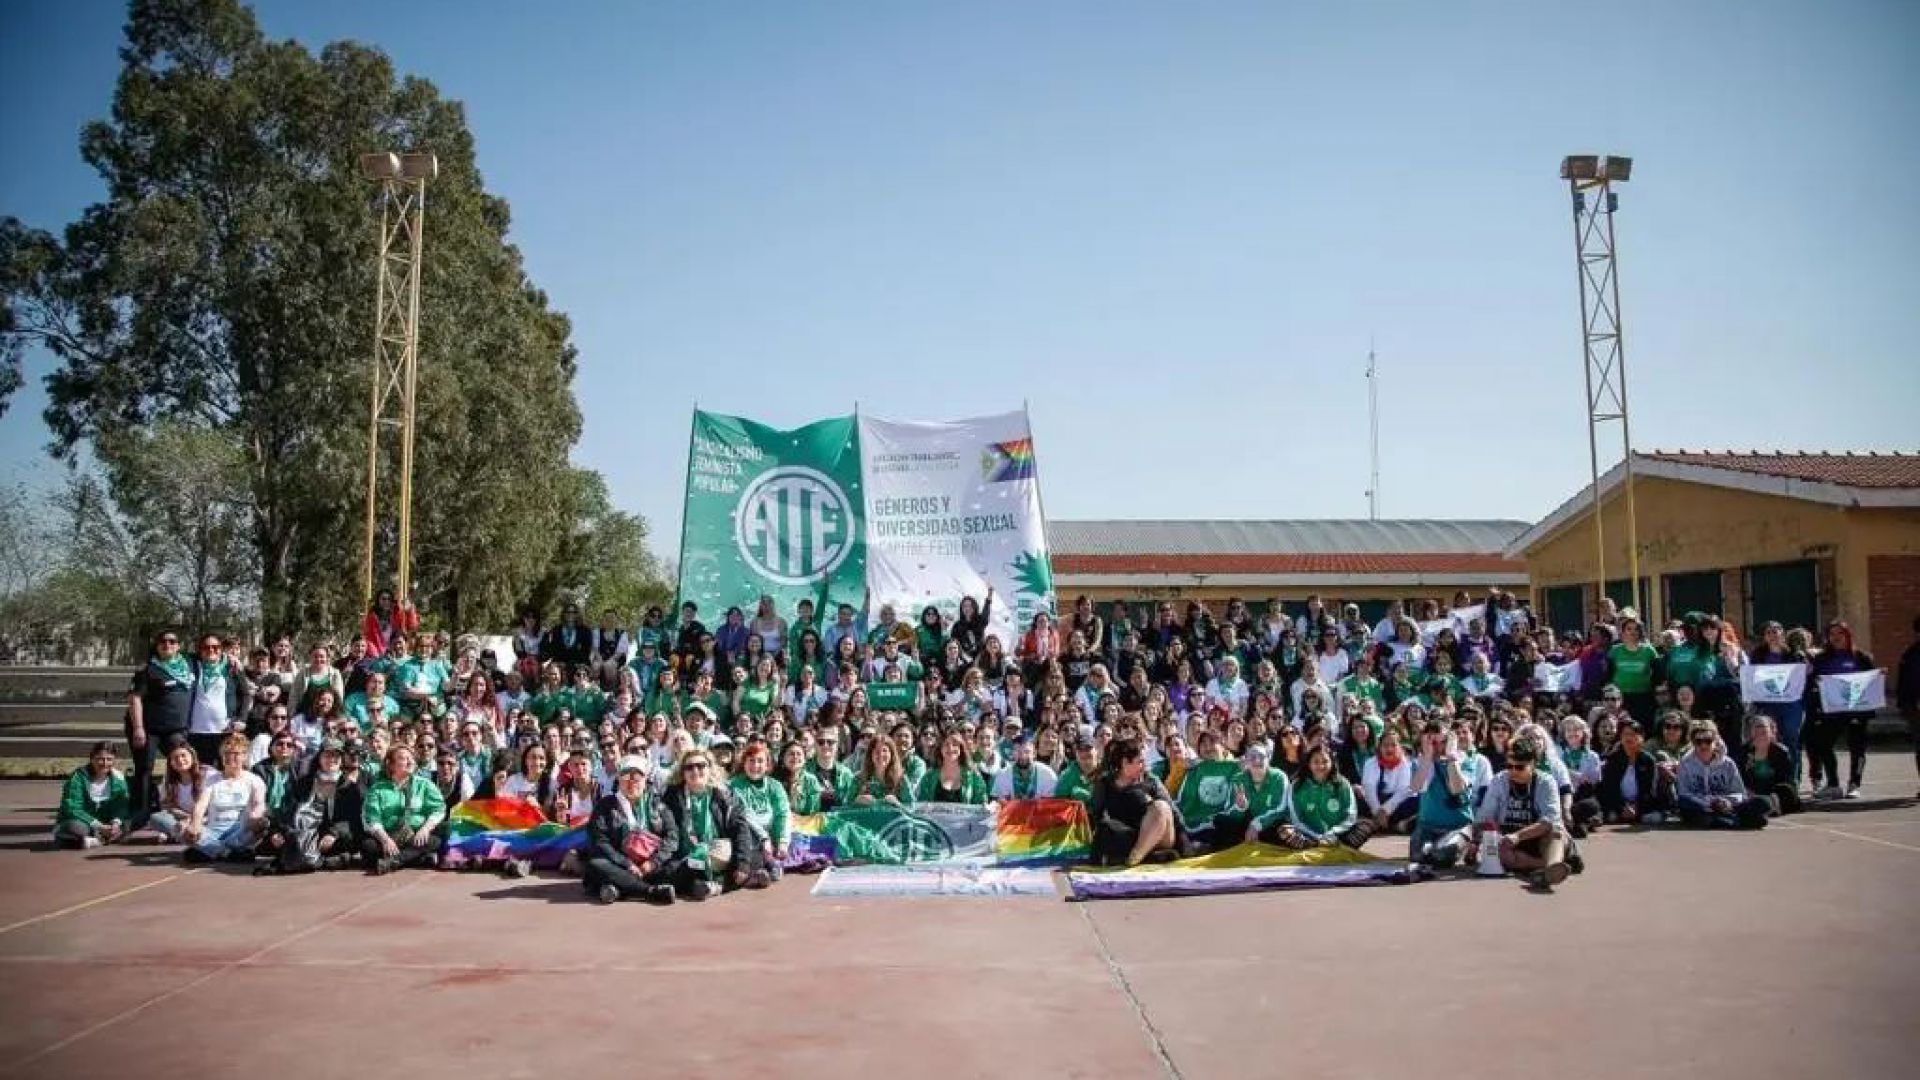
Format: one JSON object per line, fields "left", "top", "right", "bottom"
{"left": 0, "top": 736, "right": 116, "bottom": 758}
{"left": 0, "top": 667, "right": 128, "bottom": 705}
{"left": 0, "top": 703, "right": 127, "bottom": 729}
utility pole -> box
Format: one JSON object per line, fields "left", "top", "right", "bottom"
{"left": 1561, "top": 154, "right": 1642, "bottom": 620}
{"left": 358, "top": 151, "right": 436, "bottom": 610}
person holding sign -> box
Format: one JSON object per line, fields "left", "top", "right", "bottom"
{"left": 1746, "top": 622, "right": 1811, "bottom": 787}
{"left": 1807, "top": 621, "right": 1876, "bottom": 801}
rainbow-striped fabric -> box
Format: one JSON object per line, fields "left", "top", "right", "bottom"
{"left": 442, "top": 797, "right": 585, "bottom": 868}
{"left": 788, "top": 798, "right": 1089, "bottom": 867}
{"left": 980, "top": 437, "right": 1037, "bottom": 482}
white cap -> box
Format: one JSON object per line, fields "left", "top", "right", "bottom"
{"left": 616, "top": 755, "right": 650, "bottom": 775}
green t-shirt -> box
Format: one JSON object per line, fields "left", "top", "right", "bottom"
{"left": 1055, "top": 763, "right": 1094, "bottom": 805}
{"left": 727, "top": 773, "right": 791, "bottom": 845}
{"left": 362, "top": 773, "right": 447, "bottom": 835}
{"left": 1176, "top": 759, "right": 1242, "bottom": 825}
{"left": 1608, "top": 643, "right": 1658, "bottom": 694}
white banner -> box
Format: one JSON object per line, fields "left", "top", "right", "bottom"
{"left": 858, "top": 410, "right": 1054, "bottom": 652}
{"left": 1740, "top": 662, "right": 1807, "bottom": 705}
{"left": 1533, "top": 661, "right": 1583, "bottom": 695}
{"left": 1817, "top": 670, "right": 1886, "bottom": 713}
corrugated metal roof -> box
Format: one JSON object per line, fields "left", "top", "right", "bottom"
{"left": 1047, "top": 519, "right": 1528, "bottom": 557}
{"left": 1054, "top": 552, "right": 1524, "bottom": 575}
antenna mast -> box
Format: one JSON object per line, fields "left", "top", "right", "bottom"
{"left": 1366, "top": 341, "right": 1380, "bottom": 519}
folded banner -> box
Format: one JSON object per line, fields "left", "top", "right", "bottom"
{"left": 1064, "top": 842, "right": 1408, "bottom": 901}
{"left": 788, "top": 798, "right": 1090, "bottom": 867}
{"left": 858, "top": 410, "right": 1054, "bottom": 651}
{"left": 1741, "top": 662, "right": 1808, "bottom": 705}
{"left": 442, "top": 797, "right": 586, "bottom": 869}
{"left": 1817, "top": 670, "right": 1886, "bottom": 713}
{"left": 810, "top": 865, "right": 1059, "bottom": 898}
{"left": 677, "top": 411, "right": 866, "bottom": 619}
{"left": 1533, "top": 661, "right": 1583, "bottom": 695}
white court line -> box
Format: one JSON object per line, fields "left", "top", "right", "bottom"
{"left": 14, "top": 873, "right": 428, "bottom": 1069}
{"left": 0, "top": 870, "right": 201, "bottom": 936}
{"left": 1772, "top": 819, "right": 1920, "bottom": 854}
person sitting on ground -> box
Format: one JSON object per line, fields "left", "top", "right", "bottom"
{"left": 54, "top": 741, "right": 130, "bottom": 849}
{"left": 585, "top": 755, "right": 676, "bottom": 904}
{"left": 1360, "top": 730, "right": 1418, "bottom": 836}
{"left": 1408, "top": 721, "right": 1474, "bottom": 870}
{"left": 1676, "top": 722, "right": 1770, "bottom": 830}
{"left": 1276, "top": 744, "right": 1374, "bottom": 850}
{"left": 1088, "top": 737, "right": 1185, "bottom": 866}
{"left": 658, "top": 747, "right": 765, "bottom": 899}
{"left": 806, "top": 734, "right": 855, "bottom": 811}
{"left": 1213, "top": 744, "right": 1290, "bottom": 847}
{"left": 265, "top": 739, "right": 361, "bottom": 874}
{"left": 992, "top": 734, "right": 1059, "bottom": 800}
{"left": 1055, "top": 738, "right": 1100, "bottom": 807}
{"left": 360, "top": 744, "right": 447, "bottom": 875}
{"left": 851, "top": 732, "right": 913, "bottom": 806}
{"left": 775, "top": 741, "right": 825, "bottom": 815}
{"left": 1736, "top": 713, "right": 1801, "bottom": 816}
{"left": 1474, "top": 738, "right": 1574, "bottom": 892}
{"left": 1599, "top": 720, "right": 1674, "bottom": 826}
{"left": 185, "top": 734, "right": 269, "bottom": 864}
{"left": 727, "top": 739, "right": 792, "bottom": 876}
{"left": 247, "top": 730, "right": 300, "bottom": 866}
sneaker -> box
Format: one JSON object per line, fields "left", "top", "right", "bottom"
{"left": 645, "top": 883, "right": 676, "bottom": 905}
{"left": 1816, "top": 786, "right": 1842, "bottom": 801}
{"left": 744, "top": 869, "right": 771, "bottom": 890}
{"left": 596, "top": 883, "right": 620, "bottom": 905}
{"left": 684, "top": 878, "right": 712, "bottom": 902}
{"left": 368, "top": 859, "right": 393, "bottom": 877}
{"left": 505, "top": 859, "right": 532, "bottom": 879}
{"left": 1408, "top": 863, "right": 1434, "bottom": 883}
{"left": 1567, "top": 846, "right": 1585, "bottom": 876}
{"left": 183, "top": 847, "right": 212, "bottom": 865}
{"left": 1641, "top": 812, "right": 1665, "bottom": 827}
{"left": 1544, "top": 862, "right": 1572, "bottom": 886}
{"left": 81, "top": 836, "right": 102, "bottom": 850}
{"left": 1527, "top": 869, "right": 1555, "bottom": 893}
{"left": 251, "top": 863, "right": 278, "bottom": 877}
{"left": 1844, "top": 786, "right": 1862, "bottom": 801}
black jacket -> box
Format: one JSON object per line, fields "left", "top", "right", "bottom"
{"left": 586, "top": 791, "right": 675, "bottom": 872}
{"left": 1599, "top": 748, "right": 1667, "bottom": 814}
{"left": 287, "top": 773, "right": 364, "bottom": 837}
{"left": 1088, "top": 772, "right": 1188, "bottom": 846}
{"left": 657, "top": 783, "right": 755, "bottom": 875}
{"left": 540, "top": 623, "right": 593, "bottom": 669}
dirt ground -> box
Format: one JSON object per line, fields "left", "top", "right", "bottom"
{"left": 1, "top": 753, "right": 1916, "bottom": 1080}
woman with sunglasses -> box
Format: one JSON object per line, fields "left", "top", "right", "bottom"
{"left": 127, "top": 630, "right": 196, "bottom": 824}
{"left": 1675, "top": 722, "right": 1769, "bottom": 829}
{"left": 1474, "top": 738, "right": 1573, "bottom": 892}
{"left": 660, "top": 749, "right": 765, "bottom": 899}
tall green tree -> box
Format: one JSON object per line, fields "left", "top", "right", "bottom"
{"left": 2, "top": 0, "right": 654, "bottom": 636}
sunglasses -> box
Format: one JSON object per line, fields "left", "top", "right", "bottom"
{"left": 683, "top": 762, "right": 709, "bottom": 772}
{"left": 159, "top": 636, "right": 180, "bottom": 645}
{"left": 1692, "top": 738, "right": 1715, "bottom": 747}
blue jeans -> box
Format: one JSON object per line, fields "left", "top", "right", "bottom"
{"left": 194, "top": 819, "right": 257, "bottom": 858}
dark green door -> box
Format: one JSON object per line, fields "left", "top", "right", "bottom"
{"left": 1356, "top": 600, "right": 1391, "bottom": 626}
{"left": 1605, "top": 577, "right": 1651, "bottom": 618}
{"left": 1664, "top": 571, "right": 1724, "bottom": 623}
{"left": 1543, "top": 585, "right": 1585, "bottom": 637}
{"left": 1745, "top": 561, "right": 1819, "bottom": 637}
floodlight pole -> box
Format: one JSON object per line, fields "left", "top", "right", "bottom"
{"left": 1562, "top": 154, "right": 1642, "bottom": 621}
{"left": 359, "top": 152, "right": 434, "bottom": 611}
{"left": 1365, "top": 341, "right": 1380, "bottom": 520}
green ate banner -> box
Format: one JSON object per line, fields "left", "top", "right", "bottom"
{"left": 865, "top": 682, "right": 917, "bottom": 712}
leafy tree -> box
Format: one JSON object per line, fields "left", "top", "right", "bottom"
{"left": 1, "top": 0, "right": 664, "bottom": 638}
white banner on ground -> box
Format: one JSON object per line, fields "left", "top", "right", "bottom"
{"left": 1740, "top": 662, "right": 1807, "bottom": 705}
{"left": 1817, "top": 670, "right": 1886, "bottom": 713}
{"left": 858, "top": 410, "right": 1054, "bottom": 651}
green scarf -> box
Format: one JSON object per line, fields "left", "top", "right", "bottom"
{"left": 152, "top": 654, "right": 192, "bottom": 684}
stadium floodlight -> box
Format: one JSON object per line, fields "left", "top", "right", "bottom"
{"left": 358, "top": 152, "right": 402, "bottom": 181}
{"left": 1560, "top": 155, "right": 1601, "bottom": 181}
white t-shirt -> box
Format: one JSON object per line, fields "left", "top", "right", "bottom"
{"left": 990, "top": 762, "right": 1058, "bottom": 800}
{"left": 202, "top": 772, "right": 265, "bottom": 832}
{"left": 189, "top": 668, "right": 231, "bottom": 735}
{"left": 499, "top": 774, "right": 541, "bottom": 801}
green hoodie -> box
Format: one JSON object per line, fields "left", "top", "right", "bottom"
{"left": 1176, "top": 759, "right": 1242, "bottom": 826}
{"left": 1288, "top": 775, "right": 1357, "bottom": 839}
{"left": 57, "top": 768, "right": 130, "bottom": 830}
{"left": 727, "top": 773, "right": 792, "bottom": 845}
{"left": 1230, "top": 767, "right": 1292, "bottom": 832}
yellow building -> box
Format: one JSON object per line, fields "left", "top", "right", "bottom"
{"left": 1508, "top": 451, "right": 1920, "bottom": 655}
{"left": 1050, "top": 519, "right": 1529, "bottom": 626}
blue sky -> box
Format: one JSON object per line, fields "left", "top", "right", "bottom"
{"left": 3, "top": 1, "right": 1916, "bottom": 557}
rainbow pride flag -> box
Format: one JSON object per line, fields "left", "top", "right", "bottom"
{"left": 981, "top": 437, "right": 1036, "bottom": 482}
{"left": 442, "top": 797, "right": 586, "bottom": 869}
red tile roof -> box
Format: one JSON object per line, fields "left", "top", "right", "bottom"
{"left": 1643, "top": 450, "right": 1920, "bottom": 490}
{"left": 1053, "top": 552, "right": 1525, "bottom": 576}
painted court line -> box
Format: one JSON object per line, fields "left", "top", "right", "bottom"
{"left": 1773, "top": 819, "right": 1920, "bottom": 854}
{"left": 0, "top": 870, "right": 202, "bottom": 936}
{"left": 13, "top": 873, "right": 428, "bottom": 1070}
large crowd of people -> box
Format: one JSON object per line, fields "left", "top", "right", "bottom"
{"left": 52, "top": 586, "right": 1920, "bottom": 903}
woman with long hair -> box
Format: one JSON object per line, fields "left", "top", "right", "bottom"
{"left": 776, "top": 741, "right": 824, "bottom": 815}
{"left": 147, "top": 742, "right": 211, "bottom": 844}
{"left": 1278, "top": 744, "right": 1374, "bottom": 850}
{"left": 950, "top": 590, "right": 993, "bottom": 661}
{"left": 1807, "top": 620, "right": 1877, "bottom": 800}
{"left": 852, "top": 732, "right": 911, "bottom": 806}
{"left": 1746, "top": 620, "right": 1810, "bottom": 789}
{"left": 917, "top": 732, "right": 988, "bottom": 804}
{"left": 1088, "top": 738, "right": 1183, "bottom": 866}
{"left": 1737, "top": 712, "right": 1801, "bottom": 816}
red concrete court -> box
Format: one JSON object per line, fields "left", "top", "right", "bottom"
{"left": 2, "top": 755, "right": 1916, "bottom": 1080}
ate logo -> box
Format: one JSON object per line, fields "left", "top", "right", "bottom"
{"left": 735, "top": 467, "right": 854, "bottom": 585}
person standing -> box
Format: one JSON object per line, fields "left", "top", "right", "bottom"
{"left": 1897, "top": 616, "right": 1920, "bottom": 800}
{"left": 126, "top": 629, "right": 194, "bottom": 824}
{"left": 1807, "top": 621, "right": 1876, "bottom": 800}
{"left": 186, "top": 632, "right": 253, "bottom": 766}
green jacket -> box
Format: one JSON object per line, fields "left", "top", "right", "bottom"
{"left": 915, "top": 766, "right": 988, "bottom": 805}
{"left": 1288, "top": 775, "right": 1357, "bottom": 840}
{"left": 1175, "top": 759, "right": 1242, "bottom": 825}
{"left": 361, "top": 773, "right": 447, "bottom": 836}
{"left": 727, "top": 773, "right": 792, "bottom": 845}
{"left": 57, "top": 768, "right": 130, "bottom": 829}
{"left": 1055, "top": 762, "right": 1094, "bottom": 805}
{"left": 1231, "top": 768, "right": 1291, "bottom": 832}
{"left": 784, "top": 770, "right": 826, "bottom": 815}
{"left": 807, "top": 761, "right": 856, "bottom": 807}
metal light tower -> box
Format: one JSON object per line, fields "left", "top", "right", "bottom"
{"left": 1561, "top": 153, "right": 1642, "bottom": 620}
{"left": 1365, "top": 342, "right": 1380, "bottom": 520}
{"left": 358, "top": 151, "right": 436, "bottom": 610}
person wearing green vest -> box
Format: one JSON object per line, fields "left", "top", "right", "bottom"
{"left": 566, "top": 665, "right": 607, "bottom": 725}
{"left": 360, "top": 745, "right": 447, "bottom": 875}
{"left": 1213, "top": 745, "right": 1291, "bottom": 848}
{"left": 1276, "top": 744, "right": 1374, "bottom": 850}
{"left": 1607, "top": 617, "right": 1661, "bottom": 727}
{"left": 917, "top": 732, "right": 990, "bottom": 803}
{"left": 55, "top": 741, "right": 131, "bottom": 848}
{"left": 727, "top": 739, "right": 792, "bottom": 874}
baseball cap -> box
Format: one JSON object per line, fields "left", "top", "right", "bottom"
{"left": 616, "top": 755, "right": 649, "bottom": 775}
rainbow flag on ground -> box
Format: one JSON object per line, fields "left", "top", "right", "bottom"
{"left": 788, "top": 798, "right": 1090, "bottom": 867}
{"left": 1064, "top": 843, "right": 1409, "bottom": 901}
{"left": 442, "top": 797, "right": 586, "bottom": 869}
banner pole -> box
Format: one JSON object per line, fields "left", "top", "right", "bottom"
{"left": 1023, "top": 399, "right": 1057, "bottom": 619}
{"left": 673, "top": 404, "right": 699, "bottom": 615}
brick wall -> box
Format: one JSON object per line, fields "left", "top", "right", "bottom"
{"left": 1866, "top": 554, "right": 1920, "bottom": 661}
